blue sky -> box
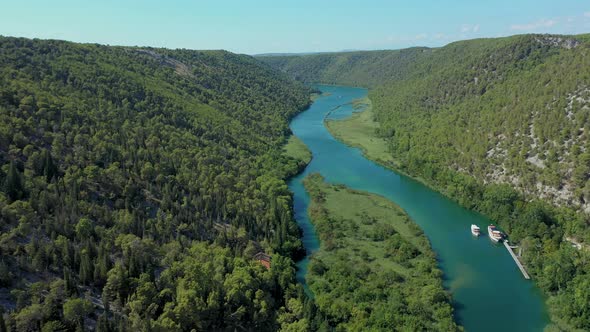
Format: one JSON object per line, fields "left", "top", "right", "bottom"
{"left": 1, "top": 0, "right": 589, "bottom": 54}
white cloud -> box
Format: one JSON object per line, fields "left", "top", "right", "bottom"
{"left": 510, "top": 18, "right": 558, "bottom": 31}
{"left": 414, "top": 33, "right": 428, "bottom": 40}
{"left": 460, "top": 24, "right": 480, "bottom": 33}
{"left": 584, "top": 12, "right": 590, "bottom": 18}
{"left": 433, "top": 33, "right": 447, "bottom": 40}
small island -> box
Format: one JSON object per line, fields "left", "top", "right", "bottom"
{"left": 302, "top": 174, "right": 459, "bottom": 331}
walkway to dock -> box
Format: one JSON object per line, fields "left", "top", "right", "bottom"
{"left": 503, "top": 240, "right": 530, "bottom": 279}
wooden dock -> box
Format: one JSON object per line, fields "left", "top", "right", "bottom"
{"left": 503, "top": 240, "right": 530, "bottom": 279}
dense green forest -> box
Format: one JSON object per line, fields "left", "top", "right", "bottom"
{"left": 258, "top": 49, "right": 430, "bottom": 88}
{"left": 0, "top": 36, "right": 323, "bottom": 331}
{"left": 261, "top": 34, "right": 590, "bottom": 330}
{"left": 3, "top": 31, "right": 590, "bottom": 331}
{"left": 303, "top": 174, "right": 459, "bottom": 331}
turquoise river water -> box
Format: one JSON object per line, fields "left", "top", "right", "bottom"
{"left": 287, "top": 85, "right": 549, "bottom": 331}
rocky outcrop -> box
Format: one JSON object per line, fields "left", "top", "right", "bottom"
{"left": 534, "top": 35, "right": 580, "bottom": 49}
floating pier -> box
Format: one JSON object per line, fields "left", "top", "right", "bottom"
{"left": 503, "top": 240, "right": 530, "bottom": 279}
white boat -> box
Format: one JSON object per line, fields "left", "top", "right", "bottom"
{"left": 471, "top": 224, "right": 481, "bottom": 236}
{"left": 488, "top": 225, "right": 504, "bottom": 242}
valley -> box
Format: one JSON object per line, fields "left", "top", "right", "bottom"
{"left": 262, "top": 35, "right": 590, "bottom": 330}
{"left": 287, "top": 85, "right": 547, "bottom": 331}
{"left": 0, "top": 30, "right": 589, "bottom": 331}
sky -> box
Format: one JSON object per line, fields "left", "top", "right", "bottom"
{"left": 1, "top": 0, "right": 589, "bottom": 54}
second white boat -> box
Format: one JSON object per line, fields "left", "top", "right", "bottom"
{"left": 471, "top": 224, "right": 481, "bottom": 236}
{"left": 488, "top": 225, "right": 504, "bottom": 242}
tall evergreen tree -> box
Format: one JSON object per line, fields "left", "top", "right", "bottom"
{"left": 0, "top": 307, "right": 6, "bottom": 332}
{"left": 3, "top": 160, "right": 24, "bottom": 201}
{"left": 42, "top": 149, "right": 58, "bottom": 182}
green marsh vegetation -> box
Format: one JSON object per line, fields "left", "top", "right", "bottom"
{"left": 283, "top": 135, "right": 312, "bottom": 168}
{"left": 303, "top": 174, "right": 460, "bottom": 331}
{"left": 325, "top": 97, "right": 396, "bottom": 169}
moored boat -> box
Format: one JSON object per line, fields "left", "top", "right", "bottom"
{"left": 471, "top": 224, "right": 481, "bottom": 236}
{"left": 488, "top": 225, "right": 504, "bottom": 242}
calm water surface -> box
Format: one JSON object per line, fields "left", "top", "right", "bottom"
{"left": 287, "top": 85, "right": 549, "bottom": 332}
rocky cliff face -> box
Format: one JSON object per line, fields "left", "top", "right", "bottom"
{"left": 534, "top": 35, "right": 581, "bottom": 49}
{"left": 481, "top": 86, "right": 590, "bottom": 212}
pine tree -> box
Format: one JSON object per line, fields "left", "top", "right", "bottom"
{"left": 79, "top": 249, "right": 93, "bottom": 285}
{"left": 0, "top": 306, "right": 6, "bottom": 332}
{"left": 94, "top": 246, "right": 110, "bottom": 286}
{"left": 42, "top": 149, "right": 58, "bottom": 182}
{"left": 96, "top": 313, "right": 110, "bottom": 332}
{"left": 3, "top": 160, "right": 24, "bottom": 201}
{"left": 64, "top": 267, "right": 75, "bottom": 296}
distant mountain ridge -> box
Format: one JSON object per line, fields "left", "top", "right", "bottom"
{"left": 258, "top": 47, "right": 432, "bottom": 88}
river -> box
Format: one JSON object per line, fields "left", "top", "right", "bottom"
{"left": 287, "top": 85, "right": 549, "bottom": 331}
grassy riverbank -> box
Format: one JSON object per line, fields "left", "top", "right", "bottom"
{"left": 325, "top": 99, "right": 428, "bottom": 181}
{"left": 283, "top": 135, "right": 312, "bottom": 166}
{"left": 325, "top": 98, "right": 441, "bottom": 193}
{"left": 325, "top": 98, "right": 396, "bottom": 168}
{"left": 303, "top": 173, "right": 460, "bottom": 331}
{"left": 282, "top": 134, "right": 312, "bottom": 177}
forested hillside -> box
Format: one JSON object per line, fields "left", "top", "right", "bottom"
{"left": 0, "top": 36, "right": 315, "bottom": 331}
{"left": 372, "top": 34, "right": 590, "bottom": 330}
{"left": 261, "top": 34, "right": 590, "bottom": 330}
{"left": 258, "top": 48, "right": 430, "bottom": 88}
